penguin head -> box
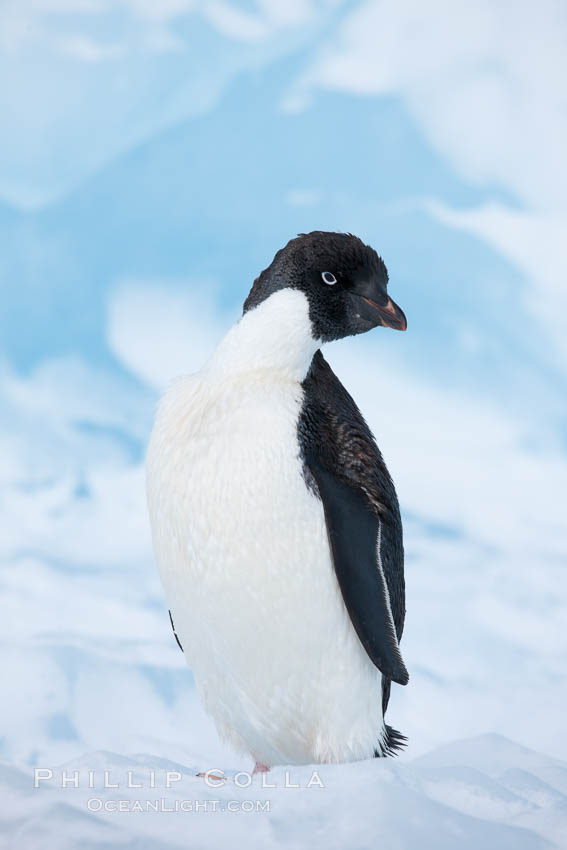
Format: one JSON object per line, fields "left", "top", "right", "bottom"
{"left": 243, "top": 231, "right": 406, "bottom": 342}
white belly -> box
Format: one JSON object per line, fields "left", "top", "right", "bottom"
{"left": 146, "top": 368, "right": 383, "bottom": 765}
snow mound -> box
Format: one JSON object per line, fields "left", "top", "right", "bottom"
{"left": 1, "top": 734, "right": 565, "bottom": 849}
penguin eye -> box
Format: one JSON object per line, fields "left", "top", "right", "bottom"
{"left": 321, "top": 271, "right": 337, "bottom": 285}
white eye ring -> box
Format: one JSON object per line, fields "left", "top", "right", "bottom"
{"left": 321, "top": 271, "right": 337, "bottom": 285}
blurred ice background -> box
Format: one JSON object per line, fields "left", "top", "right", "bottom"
{"left": 1, "top": 1, "right": 566, "bottom": 847}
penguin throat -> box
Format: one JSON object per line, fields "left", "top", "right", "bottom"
{"left": 208, "top": 289, "right": 318, "bottom": 382}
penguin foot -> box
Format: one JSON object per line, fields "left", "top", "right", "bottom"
{"left": 252, "top": 762, "right": 270, "bottom": 775}
{"left": 196, "top": 771, "right": 226, "bottom": 783}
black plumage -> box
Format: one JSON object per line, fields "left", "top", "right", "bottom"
{"left": 169, "top": 609, "right": 183, "bottom": 652}
{"left": 298, "top": 350, "right": 407, "bottom": 753}
{"left": 243, "top": 231, "right": 406, "bottom": 340}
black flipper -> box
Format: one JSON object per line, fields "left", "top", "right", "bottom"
{"left": 298, "top": 350, "right": 408, "bottom": 696}
{"left": 169, "top": 610, "right": 183, "bottom": 652}
{"left": 306, "top": 455, "right": 408, "bottom": 685}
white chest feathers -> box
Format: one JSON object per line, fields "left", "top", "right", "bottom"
{"left": 146, "top": 290, "right": 384, "bottom": 766}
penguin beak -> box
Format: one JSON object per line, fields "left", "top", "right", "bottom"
{"left": 362, "top": 295, "right": 407, "bottom": 332}
{"left": 350, "top": 285, "right": 407, "bottom": 332}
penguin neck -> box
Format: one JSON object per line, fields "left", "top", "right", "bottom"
{"left": 207, "top": 289, "right": 319, "bottom": 383}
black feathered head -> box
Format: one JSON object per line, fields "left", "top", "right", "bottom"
{"left": 243, "top": 231, "right": 406, "bottom": 342}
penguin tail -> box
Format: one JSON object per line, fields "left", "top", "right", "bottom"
{"left": 374, "top": 725, "right": 407, "bottom": 758}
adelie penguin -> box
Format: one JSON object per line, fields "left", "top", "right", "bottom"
{"left": 146, "top": 231, "right": 409, "bottom": 771}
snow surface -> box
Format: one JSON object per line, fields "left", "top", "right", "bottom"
{"left": 1, "top": 735, "right": 566, "bottom": 849}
